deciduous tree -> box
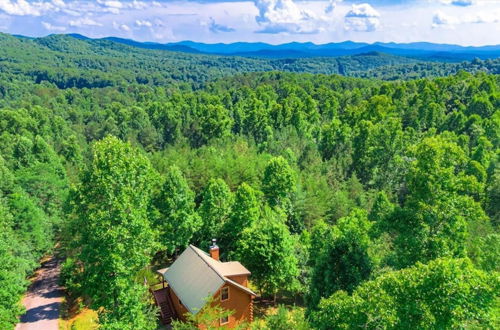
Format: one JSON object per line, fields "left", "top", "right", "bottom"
{"left": 307, "top": 209, "right": 373, "bottom": 310}
{"left": 196, "top": 178, "right": 233, "bottom": 247}
{"left": 310, "top": 258, "right": 499, "bottom": 329}
{"left": 69, "top": 136, "right": 158, "bottom": 329}
{"left": 235, "top": 207, "right": 299, "bottom": 298}
{"left": 154, "top": 165, "right": 201, "bottom": 255}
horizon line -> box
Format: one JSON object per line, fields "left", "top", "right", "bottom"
{"left": 6, "top": 32, "right": 500, "bottom": 49}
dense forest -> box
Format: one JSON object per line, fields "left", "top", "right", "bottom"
{"left": 1, "top": 33, "right": 500, "bottom": 90}
{"left": 1, "top": 33, "right": 499, "bottom": 329}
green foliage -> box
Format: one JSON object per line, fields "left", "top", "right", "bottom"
{"left": 259, "top": 306, "right": 310, "bottom": 330}
{"left": 386, "top": 136, "right": 490, "bottom": 268}
{"left": 153, "top": 165, "right": 201, "bottom": 255}
{"left": 475, "top": 233, "right": 500, "bottom": 272}
{"left": 0, "top": 36, "right": 498, "bottom": 329}
{"left": 0, "top": 199, "right": 29, "bottom": 329}
{"left": 310, "top": 258, "right": 500, "bottom": 329}
{"left": 262, "top": 156, "right": 296, "bottom": 208}
{"left": 369, "top": 191, "right": 394, "bottom": 226}
{"left": 262, "top": 156, "right": 303, "bottom": 233}
{"left": 0, "top": 154, "right": 58, "bottom": 328}
{"left": 98, "top": 283, "right": 157, "bottom": 330}
{"left": 219, "top": 182, "right": 260, "bottom": 258}
{"left": 67, "top": 136, "right": 158, "bottom": 328}
{"left": 308, "top": 209, "right": 373, "bottom": 310}
{"left": 196, "top": 178, "right": 233, "bottom": 248}
{"left": 172, "top": 296, "right": 234, "bottom": 330}
{"left": 3, "top": 33, "right": 477, "bottom": 89}
{"left": 235, "top": 207, "right": 299, "bottom": 296}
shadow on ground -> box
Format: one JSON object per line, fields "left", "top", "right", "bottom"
{"left": 19, "top": 302, "right": 61, "bottom": 323}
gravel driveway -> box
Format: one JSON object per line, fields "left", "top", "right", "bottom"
{"left": 16, "top": 256, "right": 63, "bottom": 330}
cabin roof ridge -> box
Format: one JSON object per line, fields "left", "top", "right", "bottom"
{"left": 188, "top": 244, "right": 226, "bottom": 282}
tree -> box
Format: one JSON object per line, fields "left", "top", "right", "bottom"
{"left": 307, "top": 219, "right": 331, "bottom": 268}
{"left": 0, "top": 198, "right": 30, "bottom": 329}
{"left": 235, "top": 207, "right": 299, "bottom": 299}
{"left": 369, "top": 191, "right": 394, "bottom": 224}
{"left": 307, "top": 209, "right": 373, "bottom": 310}
{"left": 262, "top": 156, "right": 302, "bottom": 232}
{"left": 475, "top": 233, "right": 500, "bottom": 272}
{"left": 318, "top": 119, "right": 352, "bottom": 168}
{"left": 0, "top": 156, "right": 51, "bottom": 329}
{"left": 260, "top": 305, "right": 309, "bottom": 330}
{"left": 196, "top": 178, "right": 233, "bottom": 247}
{"left": 153, "top": 165, "right": 201, "bottom": 255}
{"left": 68, "top": 136, "right": 158, "bottom": 329}
{"left": 219, "top": 182, "right": 260, "bottom": 258}
{"left": 310, "top": 258, "right": 499, "bottom": 329}
{"left": 352, "top": 118, "right": 405, "bottom": 190}
{"left": 388, "top": 136, "right": 489, "bottom": 268}
{"left": 262, "top": 156, "right": 296, "bottom": 208}
{"left": 196, "top": 103, "right": 233, "bottom": 147}
{"left": 172, "top": 296, "right": 234, "bottom": 330}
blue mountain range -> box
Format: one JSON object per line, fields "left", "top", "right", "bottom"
{"left": 66, "top": 34, "right": 500, "bottom": 61}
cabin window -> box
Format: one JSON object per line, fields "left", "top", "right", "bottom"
{"left": 220, "top": 316, "right": 229, "bottom": 325}
{"left": 221, "top": 287, "right": 229, "bottom": 301}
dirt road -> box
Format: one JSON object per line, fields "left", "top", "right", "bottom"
{"left": 15, "top": 256, "right": 63, "bottom": 330}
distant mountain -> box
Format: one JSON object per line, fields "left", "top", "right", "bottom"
{"left": 105, "top": 37, "right": 201, "bottom": 54}
{"left": 162, "top": 40, "right": 500, "bottom": 61}
{"left": 1, "top": 32, "right": 498, "bottom": 88}
{"left": 13, "top": 34, "right": 499, "bottom": 61}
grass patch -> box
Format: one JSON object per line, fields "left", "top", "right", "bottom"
{"left": 59, "top": 295, "right": 98, "bottom": 330}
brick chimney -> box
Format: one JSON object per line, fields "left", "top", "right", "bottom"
{"left": 209, "top": 239, "right": 219, "bottom": 261}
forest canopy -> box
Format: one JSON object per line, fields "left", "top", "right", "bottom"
{"left": 0, "top": 33, "right": 498, "bottom": 329}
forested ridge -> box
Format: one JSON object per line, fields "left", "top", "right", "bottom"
{"left": 0, "top": 32, "right": 499, "bottom": 329}
{"left": 2, "top": 33, "right": 500, "bottom": 90}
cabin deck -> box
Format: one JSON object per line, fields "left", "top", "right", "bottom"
{"left": 152, "top": 286, "right": 177, "bottom": 325}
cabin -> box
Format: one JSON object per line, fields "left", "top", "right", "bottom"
{"left": 151, "top": 240, "right": 256, "bottom": 328}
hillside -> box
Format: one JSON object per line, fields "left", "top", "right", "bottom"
{"left": 2, "top": 33, "right": 498, "bottom": 90}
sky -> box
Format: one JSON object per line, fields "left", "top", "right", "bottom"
{"left": 0, "top": 0, "right": 500, "bottom": 45}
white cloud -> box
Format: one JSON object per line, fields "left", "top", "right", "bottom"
{"left": 99, "top": 0, "right": 122, "bottom": 9}
{"left": 470, "top": 12, "right": 500, "bottom": 24}
{"left": 433, "top": 9, "right": 500, "bottom": 28}
{"left": 95, "top": 0, "right": 122, "bottom": 14}
{"left": 69, "top": 17, "right": 103, "bottom": 27}
{"left": 253, "top": 0, "right": 322, "bottom": 34}
{"left": 120, "top": 24, "right": 130, "bottom": 31}
{"left": 135, "top": 19, "right": 152, "bottom": 27}
{"left": 42, "top": 21, "right": 66, "bottom": 31}
{"left": 113, "top": 21, "right": 131, "bottom": 31}
{"left": 432, "top": 11, "right": 456, "bottom": 26}
{"left": 346, "top": 3, "right": 380, "bottom": 18}
{"left": 345, "top": 3, "right": 380, "bottom": 32}
{"left": 51, "top": 0, "right": 65, "bottom": 7}
{"left": 130, "top": 0, "right": 147, "bottom": 10}
{"left": 0, "top": 0, "right": 46, "bottom": 16}
{"left": 62, "top": 8, "right": 81, "bottom": 16}
{"left": 325, "top": 0, "right": 342, "bottom": 14}
{"left": 1, "top": 0, "right": 500, "bottom": 46}
{"left": 209, "top": 17, "right": 235, "bottom": 33}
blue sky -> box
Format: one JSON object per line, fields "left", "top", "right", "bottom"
{"left": 1, "top": 0, "right": 499, "bottom": 45}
